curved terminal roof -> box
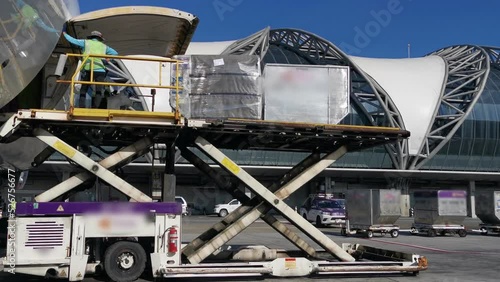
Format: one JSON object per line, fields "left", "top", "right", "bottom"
{"left": 349, "top": 55, "right": 447, "bottom": 155}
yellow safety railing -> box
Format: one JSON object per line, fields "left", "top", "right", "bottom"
{"left": 57, "top": 53, "right": 183, "bottom": 122}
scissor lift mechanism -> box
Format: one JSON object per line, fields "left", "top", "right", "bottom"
{"left": 0, "top": 108, "right": 427, "bottom": 279}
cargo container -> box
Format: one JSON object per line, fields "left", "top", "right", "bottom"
{"left": 410, "top": 190, "right": 467, "bottom": 237}
{"left": 342, "top": 189, "right": 401, "bottom": 238}
{"left": 475, "top": 190, "right": 500, "bottom": 235}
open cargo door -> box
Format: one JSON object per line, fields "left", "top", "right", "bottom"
{"left": 44, "top": 6, "right": 199, "bottom": 110}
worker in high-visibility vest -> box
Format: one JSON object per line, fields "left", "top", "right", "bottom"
{"left": 8, "top": 0, "right": 60, "bottom": 53}
{"left": 13, "top": 0, "right": 59, "bottom": 34}
{"left": 63, "top": 30, "right": 118, "bottom": 108}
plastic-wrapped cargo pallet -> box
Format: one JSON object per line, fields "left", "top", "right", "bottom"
{"left": 345, "top": 189, "right": 401, "bottom": 226}
{"left": 170, "top": 55, "right": 262, "bottom": 119}
{"left": 413, "top": 190, "right": 467, "bottom": 225}
{"left": 262, "top": 64, "right": 350, "bottom": 124}
{"left": 475, "top": 190, "right": 500, "bottom": 224}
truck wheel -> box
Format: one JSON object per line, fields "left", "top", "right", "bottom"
{"left": 104, "top": 241, "right": 147, "bottom": 282}
{"left": 410, "top": 227, "right": 418, "bottom": 235}
{"left": 427, "top": 229, "right": 436, "bottom": 237}
{"left": 480, "top": 227, "right": 488, "bottom": 235}
{"left": 458, "top": 229, "right": 467, "bottom": 237}
{"left": 366, "top": 230, "right": 373, "bottom": 238}
{"left": 218, "top": 209, "right": 228, "bottom": 217}
{"left": 315, "top": 216, "right": 323, "bottom": 228}
{"left": 390, "top": 229, "right": 399, "bottom": 238}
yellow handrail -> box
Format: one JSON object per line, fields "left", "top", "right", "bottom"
{"left": 59, "top": 53, "right": 183, "bottom": 120}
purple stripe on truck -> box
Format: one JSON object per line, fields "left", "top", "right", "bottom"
{"left": 15, "top": 202, "right": 182, "bottom": 216}
{"left": 438, "top": 190, "right": 467, "bottom": 198}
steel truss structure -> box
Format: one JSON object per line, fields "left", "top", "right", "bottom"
{"left": 223, "top": 31, "right": 500, "bottom": 172}
{"left": 222, "top": 28, "right": 409, "bottom": 169}
{"left": 409, "top": 45, "right": 491, "bottom": 169}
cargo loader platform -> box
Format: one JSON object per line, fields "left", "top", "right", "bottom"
{"left": 0, "top": 109, "right": 427, "bottom": 280}
{"left": 0, "top": 53, "right": 427, "bottom": 281}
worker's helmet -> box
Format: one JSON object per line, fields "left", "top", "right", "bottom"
{"left": 89, "top": 30, "right": 104, "bottom": 41}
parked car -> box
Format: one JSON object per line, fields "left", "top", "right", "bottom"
{"left": 214, "top": 199, "right": 241, "bottom": 217}
{"left": 300, "top": 194, "right": 346, "bottom": 227}
{"left": 175, "top": 196, "right": 189, "bottom": 216}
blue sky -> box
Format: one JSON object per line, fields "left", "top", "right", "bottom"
{"left": 79, "top": 0, "right": 500, "bottom": 58}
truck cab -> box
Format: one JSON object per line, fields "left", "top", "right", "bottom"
{"left": 300, "top": 194, "right": 346, "bottom": 227}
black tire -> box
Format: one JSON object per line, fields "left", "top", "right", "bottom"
{"left": 480, "top": 227, "right": 488, "bottom": 235}
{"left": 218, "top": 209, "right": 228, "bottom": 217}
{"left": 410, "top": 227, "right": 418, "bottom": 235}
{"left": 390, "top": 229, "right": 399, "bottom": 238}
{"left": 104, "top": 241, "right": 147, "bottom": 282}
{"left": 366, "top": 230, "right": 373, "bottom": 238}
{"left": 427, "top": 229, "right": 436, "bottom": 237}
{"left": 303, "top": 213, "right": 308, "bottom": 220}
{"left": 458, "top": 229, "right": 467, "bottom": 237}
{"left": 315, "top": 216, "right": 323, "bottom": 228}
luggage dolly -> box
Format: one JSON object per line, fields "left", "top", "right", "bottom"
{"left": 479, "top": 223, "right": 500, "bottom": 236}
{"left": 341, "top": 220, "right": 400, "bottom": 238}
{"left": 410, "top": 223, "right": 467, "bottom": 237}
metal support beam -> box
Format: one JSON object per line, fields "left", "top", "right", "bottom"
{"left": 33, "top": 128, "right": 152, "bottom": 202}
{"left": 35, "top": 137, "right": 153, "bottom": 202}
{"left": 163, "top": 142, "right": 176, "bottom": 202}
{"left": 186, "top": 136, "right": 354, "bottom": 264}
{"left": 0, "top": 113, "right": 22, "bottom": 139}
{"left": 179, "top": 146, "right": 318, "bottom": 258}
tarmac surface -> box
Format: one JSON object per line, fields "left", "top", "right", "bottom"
{"left": 0, "top": 216, "right": 499, "bottom": 282}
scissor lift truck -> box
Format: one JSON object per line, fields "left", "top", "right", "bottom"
{"left": 1, "top": 54, "right": 427, "bottom": 281}
{"left": 7, "top": 202, "right": 182, "bottom": 281}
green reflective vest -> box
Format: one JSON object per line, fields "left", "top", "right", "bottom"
{"left": 83, "top": 40, "right": 107, "bottom": 71}
{"left": 20, "top": 4, "right": 39, "bottom": 27}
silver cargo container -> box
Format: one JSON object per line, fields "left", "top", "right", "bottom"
{"left": 475, "top": 190, "right": 500, "bottom": 224}
{"left": 346, "top": 189, "right": 401, "bottom": 226}
{"left": 413, "top": 190, "right": 467, "bottom": 225}
{"left": 170, "top": 55, "right": 262, "bottom": 120}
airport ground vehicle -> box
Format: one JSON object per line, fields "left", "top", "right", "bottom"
{"left": 175, "top": 196, "right": 189, "bottom": 216}
{"left": 341, "top": 189, "right": 401, "bottom": 238}
{"left": 214, "top": 199, "right": 241, "bottom": 217}
{"left": 0, "top": 53, "right": 427, "bottom": 280}
{"left": 476, "top": 190, "right": 500, "bottom": 236}
{"left": 410, "top": 190, "right": 468, "bottom": 237}
{"left": 300, "top": 194, "right": 345, "bottom": 227}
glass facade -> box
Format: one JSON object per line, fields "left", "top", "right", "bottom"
{"left": 423, "top": 66, "right": 500, "bottom": 171}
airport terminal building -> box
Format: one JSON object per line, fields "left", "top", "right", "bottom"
{"left": 1, "top": 5, "right": 500, "bottom": 216}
